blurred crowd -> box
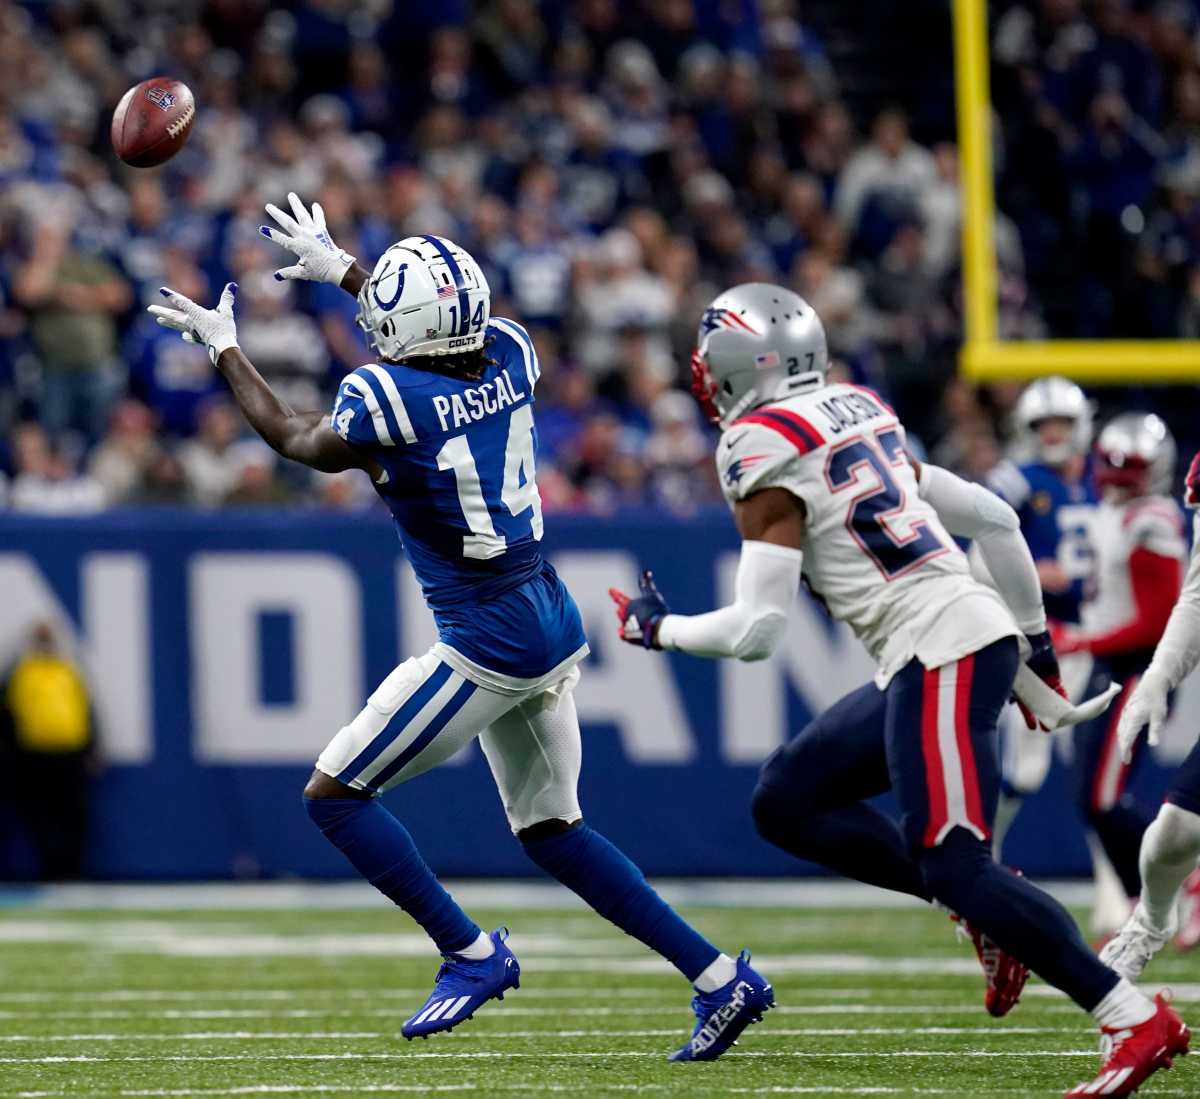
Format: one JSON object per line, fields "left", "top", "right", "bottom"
{"left": 1, "top": 0, "right": 1200, "bottom": 516}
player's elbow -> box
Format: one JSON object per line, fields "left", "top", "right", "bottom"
{"left": 968, "top": 482, "right": 1020, "bottom": 534}
{"left": 731, "top": 611, "right": 788, "bottom": 662}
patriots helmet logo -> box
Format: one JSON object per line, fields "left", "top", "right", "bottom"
{"left": 700, "top": 307, "right": 760, "bottom": 337}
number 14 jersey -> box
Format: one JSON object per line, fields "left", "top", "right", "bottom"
{"left": 330, "top": 317, "right": 587, "bottom": 689}
{"left": 717, "top": 379, "right": 1018, "bottom": 687}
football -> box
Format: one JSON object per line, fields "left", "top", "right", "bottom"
{"left": 111, "top": 77, "right": 195, "bottom": 167}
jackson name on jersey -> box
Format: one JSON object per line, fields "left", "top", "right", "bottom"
{"left": 717, "top": 379, "right": 1018, "bottom": 687}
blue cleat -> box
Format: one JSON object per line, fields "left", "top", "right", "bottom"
{"left": 669, "top": 950, "right": 774, "bottom": 1062}
{"left": 402, "top": 927, "right": 520, "bottom": 1040}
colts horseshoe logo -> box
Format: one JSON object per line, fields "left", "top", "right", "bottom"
{"left": 371, "top": 260, "right": 408, "bottom": 311}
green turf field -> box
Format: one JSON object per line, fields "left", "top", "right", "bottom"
{"left": 1, "top": 887, "right": 1198, "bottom": 1098}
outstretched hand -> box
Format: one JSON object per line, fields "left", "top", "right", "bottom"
{"left": 608, "top": 570, "right": 670, "bottom": 649}
{"left": 260, "top": 191, "right": 356, "bottom": 286}
{"left": 147, "top": 282, "right": 239, "bottom": 365}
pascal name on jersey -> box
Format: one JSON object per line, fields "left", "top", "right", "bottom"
{"left": 813, "top": 390, "right": 885, "bottom": 435}
{"left": 432, "top": 368, "right": 526, "bottom": 432}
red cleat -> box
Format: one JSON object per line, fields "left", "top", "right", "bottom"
{"left": 1175, "top": 868, "right": 1200, "bottom": 951}
{"left": 952, "top": 914, "right": 1030, "bottom": 1018}
{"left": 1064, "top": 993, "right": 1190, "bottom": 1098}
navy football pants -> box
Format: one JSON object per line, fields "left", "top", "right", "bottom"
{"left": 753, "top": 636, "right": 1119, "bottom": 1010}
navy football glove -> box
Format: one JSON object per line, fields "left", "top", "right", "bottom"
{"left": 608, "top": 570, "right": 670, "bottom": 649}
{"left": 1016, "top": 629, "right": 1067, "bottom": 731}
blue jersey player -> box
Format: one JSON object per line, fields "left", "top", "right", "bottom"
{"left": 147, "top": 193, "right": 771, "bottom": 1057}
{"left": 985, "top": 378, "right": 1099, "bottom": 867}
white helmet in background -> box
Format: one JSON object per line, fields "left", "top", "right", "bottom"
{"left": 690, "top": 282, "right": 828, "bottom": 426}
{"left": 357, "top": 235, "right": 490, "bottom": 362}
{"left": 1013, "top": 376, "right": 1093, "bottom": 465}
{"left": 1096, "top": 412, "right": 1176, "bottom": 497}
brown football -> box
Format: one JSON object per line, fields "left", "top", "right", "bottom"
{"left": 111, "top": 78, "right": 195, "bottom": 168}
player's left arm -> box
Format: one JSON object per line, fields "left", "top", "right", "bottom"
{"left": 609, "top": 487, "right": 805, "bottom": 661}
{"left": 147, "top": 283, "right": 374, "bottom": 476}
{"left": 910, "top": 456, "right": 1047, "bottom": 636}
{"left": 260, "top": 192, "right": 371, "bottom": 298}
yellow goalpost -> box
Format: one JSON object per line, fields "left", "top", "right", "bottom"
{"left": 953, "top": 0, "right": 1200, "bottom": 382}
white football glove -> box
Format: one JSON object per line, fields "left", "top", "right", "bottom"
{"left": 1117, "top": 669, "right": 1170, "bottom": 764}
{"left": 260, "top": 191, "right": 356, "bottom": 286}
{"left": 147, "top": 282, "right": 239, "bottom": 365}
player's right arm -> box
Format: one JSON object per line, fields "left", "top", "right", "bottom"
{"left": 1118, "top": 457, "right": 1200, "bottom": 759}
{"left": 147, "top": 283, "right": 376, "bottom": 476}
{"left": 609, "top": 420, "right": 805, "bottom": 662}
{"left": 609, "top": 487, "right": 805, "bottom": 661}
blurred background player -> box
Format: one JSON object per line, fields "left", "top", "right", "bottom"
{"left": 1056, "top": 414, "right": 1187, "bottom": 936}
{"left": 1103, "top": 450, "right": 1200, "bottom": 980}
{"left": 984, "top": 378, "right": 1113, "bottom": 926}
{"left": 612, "top": 284, "right": 1187, "bottom": 1099}
{"left": 147, "top": 198, "right": 771, "bottom": 1059}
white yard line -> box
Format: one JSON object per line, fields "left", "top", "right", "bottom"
{"left": 0, "top": 1050, "right": 1118, "bottom": 1064}
{"left": 0, "top": 1026, "right": 1083, "bottom": 1042}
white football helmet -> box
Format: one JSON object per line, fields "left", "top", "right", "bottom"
{"left": 1096, "top": 412, "right": 1176, "bottom": 497}
{"left": 690, "top": 282, "right": 829, "bottom": 426}
{"left": 357, "top": 235, "right": 490, "bottom": 362}
{"left": 1013, "top": 376, "right": 1093, "bottom": 465}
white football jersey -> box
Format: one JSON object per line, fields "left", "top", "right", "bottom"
{"left": 717, "top": 379, "right": 1018, "bottom": 686}
{"left": 1082, "top": 495, "right": 1187, "bottom": 639}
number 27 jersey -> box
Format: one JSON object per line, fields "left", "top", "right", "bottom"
{"left": 717, "top": 381, "right": 1017, "bottom": 686}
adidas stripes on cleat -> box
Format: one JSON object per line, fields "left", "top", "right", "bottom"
{"left": 402, "top": 927, "right": 520, "bottom": 1040}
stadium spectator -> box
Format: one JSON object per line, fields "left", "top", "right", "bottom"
{"left": 1, "top": 2, "right": 1199, "bottom": 513}
{"left": 8, "top": 422, "right": 105, "bottom": 514}
{"left": 87, "top": 399, "right": 159, "bottom": 505}
{"left": 12, "top": 224, "right": 131, "bottom": 443}
{"left": 178, "top": 399, "right": 244, "bottom": 507}
{"left": 0, "top": 620, "right": 99, "bottom": 880}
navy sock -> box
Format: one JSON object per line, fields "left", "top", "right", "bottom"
{"left": 523, "top": 824, "right": 719, "bottom": 981}
{"left": 305, "top": 797, "right": 480, "bottom": 955}
{"left": 920, "top": 829, "right": 1118, "bottom": 1011}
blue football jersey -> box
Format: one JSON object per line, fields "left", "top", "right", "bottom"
{"left": 987, "top": 459, "right": 1098, "bottom": 624}
{"left": 330, "top": 317, "right": 587, "bottom": 681}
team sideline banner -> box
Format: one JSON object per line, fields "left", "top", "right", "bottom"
{"left": 1, "top": 510, "right": 1195, "bottom": 880}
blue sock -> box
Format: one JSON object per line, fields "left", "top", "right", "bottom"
{"left": 523, "top": 823, "right": 719, "bottom": 981}
{"left": 305, "top": 797, "right": 480, "bottom": 955}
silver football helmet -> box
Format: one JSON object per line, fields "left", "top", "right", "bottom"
{"left": 1013, "top": 376, "right": 1093, "bottom": 465}
{"left": 1096, "top": 412, "right": 1176, "bottom": 497}
{"left": 357, "top": 235, "right": 490, "bottom": 362}
{"left": 690, "top": 282, "right": 828, "bottom": 426}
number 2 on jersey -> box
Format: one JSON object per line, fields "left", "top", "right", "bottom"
{"left": 825, "top": 428, "right": 946, "bottom": 579}
{"left": 436, "top": 404, "right": 544, "bottom": 559}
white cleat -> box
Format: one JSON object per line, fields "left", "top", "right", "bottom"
{"left": 1099, "top": 904, "right": 1176, "bottom": 982}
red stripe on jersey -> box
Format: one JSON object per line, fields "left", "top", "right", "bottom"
{"left": 953, "top": 655, "right": 988, "bottom": 840}
{"left": 921, "top": 666, "right": 949, "bottom": 847}
{"left": 736, "top": 409, "right": 825, "bottom": 454}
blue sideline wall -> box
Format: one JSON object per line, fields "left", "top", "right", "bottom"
{"left": 0, "top": 510, "right": 1193, "bottom": 881}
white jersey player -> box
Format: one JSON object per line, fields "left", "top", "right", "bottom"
{"left": 1100, "top": 449, "right": 1200, "bottom": 980}
{"left": 610, "top": 283, "right": 1188, "bottom": 1098}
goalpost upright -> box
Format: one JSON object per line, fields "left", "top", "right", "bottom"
{"left": 952, "top": 0, "right": 1200, "bottom": 383}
